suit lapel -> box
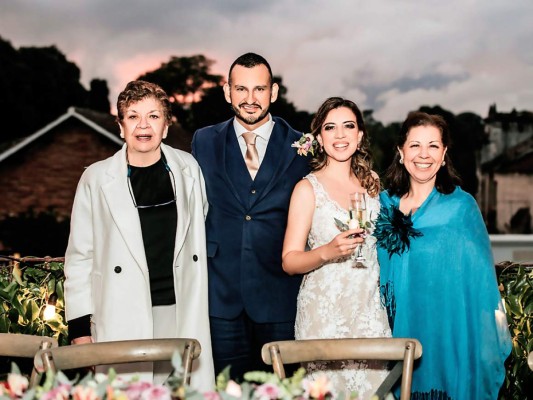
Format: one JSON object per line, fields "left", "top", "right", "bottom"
{"left": 250, "top": 121, "right": 299, "bottom": 207}
{"left": 101, "top": 148, "right": 149, "bottom": 279}
{"left": 222, "top": 123, "right": 251, "bottom": 209}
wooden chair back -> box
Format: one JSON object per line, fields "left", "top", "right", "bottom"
{"left": 34, "top": 338, "right": 201, "bottom": 385}
{"left": 261, "top": 338, "right": 422, "bottom": 400}
{"left": 0, "top": 333, "right": 58, "bottom": 386}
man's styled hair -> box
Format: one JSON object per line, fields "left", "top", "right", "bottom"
{"left": 228, "top": 53, "right": 273, "bottom": 85}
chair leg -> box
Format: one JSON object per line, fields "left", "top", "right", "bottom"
{"left": 40, "top": 349, "right": 57, "bottom": 374}
{"left": 29, "top": 340, "right": 55, "bottom": 388}
{"left": 373, "top": 361, "right": 404, "bottom": 399}
{"left": 182, "top": 340, "right": 195, "bottom": 385}
{"left": 268, "top": 345, "right": 286, "bottom": 379}
{"left": 399, "top": 341, "right": 416, "bottom": 400}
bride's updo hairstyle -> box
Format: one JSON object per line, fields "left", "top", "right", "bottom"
{"left": 309, "top": 97, "right": 380, "bottom": 197}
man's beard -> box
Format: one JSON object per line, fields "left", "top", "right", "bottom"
{"left": 232, "top": 103, "right": 270, "bottom": 126}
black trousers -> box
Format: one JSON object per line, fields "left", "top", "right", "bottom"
{"left": 209, "top": 311, "right": 299, "bottom": 381}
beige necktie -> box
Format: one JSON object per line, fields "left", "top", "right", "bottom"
{"left": 242, "top": 132, "right": 259, "bottom": 179}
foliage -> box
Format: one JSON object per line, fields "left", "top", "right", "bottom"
{"left": 291, "top": 133, "right": 317, "bottom": 157}
{"left": 137, "top": 57, "right": 314, "bottom": 133}
{"left": 0, "top": 355, "right": 352, "bottom": 400}
{"left": 0, "top": 36, "right": 107, "bottom": 141}
{"left": 0, "top": 259, "right": 68, "bottom": 346}
{"left": 0, "top": 207, "right": 70, "bottom": 257}
{"left": 88, "top": 79, "right": 111, "bottom": 113}
{"left": 418, "top": 105, "right": 484, "bottom": 197}
{"left": 269, "top": 77, "right": 313, "bottom": 133}
{"left": 0, "top": 255, "right": 531, "bottom": 398}
{"left": 138, "top": 55, "right": 223, "bottom": 105}
{"left": 497, "top": 263, "right": 533, "bottom": 400}
{"left": 364, "top": 111, "right": 400, "bottom": 176}
{"left": 367, "top": 105, "right": 484, "bottom": 198}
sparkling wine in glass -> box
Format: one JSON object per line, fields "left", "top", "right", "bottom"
{"left": 349, "top": 192, "right": 367, "bottom": 268}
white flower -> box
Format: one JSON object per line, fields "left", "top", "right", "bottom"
{"left": 7, "top": 373, "right": 29, "bottom": 397}
{"left": 225, "top": 380, "right": 242, "bottom": 398}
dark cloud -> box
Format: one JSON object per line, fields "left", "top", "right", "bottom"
{"left": 354, "top": 71, "right": 470, "bottom": 112}
{"left": 1, "top": 0, "right": 532, "bottom": 123}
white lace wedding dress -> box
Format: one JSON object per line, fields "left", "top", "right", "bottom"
{"left": 295, "top": 174, "right": 392, "bottom": 399}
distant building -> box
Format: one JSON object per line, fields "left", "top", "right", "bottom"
{"left": 0, "top": 107, "right": 192, "bottom": 219}
{"left": 478, "top": 104, "right": 533, "bottom": 235}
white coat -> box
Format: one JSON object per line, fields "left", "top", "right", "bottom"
{"left": 64, "top": 143, "right": 214, "bottom": 391}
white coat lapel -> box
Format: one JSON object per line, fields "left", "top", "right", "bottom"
{"left": 163, "top": 147, "right": 192, "bottom": 263}
{"left": 101, "top": 148, "right": 149, "bottom": 278}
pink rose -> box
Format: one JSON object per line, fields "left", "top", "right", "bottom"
{"left": 40, "top": 384, "right": 71, "bottom": 400}
{"left": 72, "top": 385, "right": 98, "bottom": 400}
{"left": 303, "top": 374, "right": 332, "bottom": 400}
{"left": 254, "top": 383, "right": 281, "bottom": 400}
{"left": 140, "top": 384, "right": 171, "bottom": 400}
{"left": 203, "top": 390, "right": 222, "bottom": 400}
{"left": 125, "top": 381, "right": 153, "bottom": 399}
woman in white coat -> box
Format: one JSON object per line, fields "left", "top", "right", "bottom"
{"left": 64, "top": 80, "right": 214, "bottom": 391}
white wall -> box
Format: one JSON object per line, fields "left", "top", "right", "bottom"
{"left": 490, "top": 234, "right": 533, "bottom": 263}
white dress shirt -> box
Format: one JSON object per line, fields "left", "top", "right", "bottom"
{"left": 233, "top": 114, "right": 275, "bottom": 167}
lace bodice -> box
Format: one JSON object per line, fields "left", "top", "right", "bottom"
{"left": 295, "top": 174, "right": 391, "bottom": 398}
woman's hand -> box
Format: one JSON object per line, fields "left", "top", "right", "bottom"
{"left": 71, "top": 336, "right": 93, "bottom": 345}
{"left": 322, "top": 228, "right": 364, "bottom": 260}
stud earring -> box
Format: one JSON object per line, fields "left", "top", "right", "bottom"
{"left": 399, "top": 158, "right": 404, "bottom": 164}
{"left": 441, "top": 161, "right": 446, "bottom": 167}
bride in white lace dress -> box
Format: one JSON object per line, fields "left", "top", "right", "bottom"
{"left": 283, "top": 98, "right": 391, "bottom": 399}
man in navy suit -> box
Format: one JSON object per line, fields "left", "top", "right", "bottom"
{"left": 192, "top": 53, "right": 310, "bottom": 379}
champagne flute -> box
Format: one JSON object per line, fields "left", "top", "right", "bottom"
{"left": 348, "top": 192, "right": 367, "bottom": 268}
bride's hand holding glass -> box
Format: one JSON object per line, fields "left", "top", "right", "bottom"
{"left": 323, "top": 228, "right": 364, "bottom": 261}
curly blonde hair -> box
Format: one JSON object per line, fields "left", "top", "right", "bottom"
{"left": 309, "top": 97, "right": 380, "bottom": 197}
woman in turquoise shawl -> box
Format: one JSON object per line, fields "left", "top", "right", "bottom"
{"left": 375, "top": 112, "right": 511, "bottom": 399}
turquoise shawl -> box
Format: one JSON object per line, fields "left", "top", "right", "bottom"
{"left": 377, "top": 187, "right": 511, "bottom": 400}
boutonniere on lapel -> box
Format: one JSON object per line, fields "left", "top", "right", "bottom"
{"left": 291, "top": 133, "right": 318, "bottom": 156}
{"left": 374, "top": 205, "right": 423, "bottom": 258}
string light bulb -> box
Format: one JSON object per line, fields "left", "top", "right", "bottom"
{"left": 43, "top": 293, "right": 57, "bottom": 320}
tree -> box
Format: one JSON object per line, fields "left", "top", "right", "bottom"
{"left": 188, "top": 86, "right": 233, "bottom": 132}
{"left": 0, "top": 36, "right": 91, "bottom": 142}
{"left": 270, "top": 76, "right": 313, "bottom": 132}
{"left": 19, "top": 45, "right": 88, "bottom": 127}
{"left": 88, "top": 79, "right": 111, "bottom": 113}
{"left": 138, "top": 55, "right": 223, "bottom": 104}
{"left": 418, "top": 105, "right": 482, "bottom": 196}
{"left": 365, "top": 110, "right": 400, "bottom": 175}
{"left": 138, "top": 57, "right": 313, "bottom": 133}
{"left": 0, "top": 36, "right": 33, "bottom": 140}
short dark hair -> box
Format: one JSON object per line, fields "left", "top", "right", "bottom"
{"left": 385, "top": 111, "right": 461, "bottom": 196}
{"left": 228, "top": 52, "right": 273, "bottom": 85}
{"left": 116, "top": 80, "right": 172, "bottom": 125}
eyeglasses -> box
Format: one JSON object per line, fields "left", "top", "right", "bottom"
{"left": 127, "top": 159, "right": 177, "bottom": 209}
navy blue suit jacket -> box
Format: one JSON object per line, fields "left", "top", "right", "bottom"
{"left": 192, "top": 117, "right": 310, "bottom": 323}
